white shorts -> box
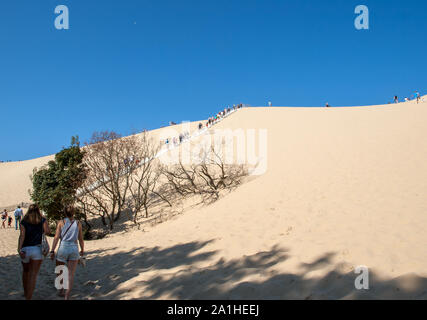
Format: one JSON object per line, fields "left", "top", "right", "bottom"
{"left": 21, "top": 246, "right": 43, "bottom": 263}
{"left": 56, "top": 242, "right": 80, "bottom": 263}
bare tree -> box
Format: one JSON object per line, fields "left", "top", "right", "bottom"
{"left": 127, "top": 134, "right": 172, "bottom": 222}
{"left": 78, "top": 131, "right": 156, "bottom": 230}
{"left": 77, "top": 131, "right": 247, "bottom": 231}
{"left": 162, "top": 143, "right": 248, "bottom": 203}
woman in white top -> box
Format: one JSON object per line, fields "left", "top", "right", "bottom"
{"left": 50, "top": 206, "right": 84, "bottom": 300}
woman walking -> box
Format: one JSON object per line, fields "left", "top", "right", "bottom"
{"left": 50, "top": 206, "right": 84, "bottom": 300}
{"left": 17, "top": 204, "right": 50, "bottom": 300}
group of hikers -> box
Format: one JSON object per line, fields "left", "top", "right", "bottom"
{"left": 1, "top": 206, "right": 24, "bottom": 229}
{"left": 11, "top": 204, "right": 85, "bottom": 300}
{"left": 164, "top": 103, "right": 244, "bottom": 148}
{"left": 164, "top": 130, "right": 191, "bottom": 148}
{"left": 200, "top": 103, "right": 243, "bottom": 130}
{"left": 393, "top": 92, "right": 422, "bottom": 104}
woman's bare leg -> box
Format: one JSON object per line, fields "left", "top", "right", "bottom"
{"left": 56, "top": 260, "right": 66, "bottom": 297}
{"left": 22, "top": 262, "right": 30, "bottom": 299}
{"left": 27, "top": 259, "right": 42, "bottom": 300}
{"left": 64, "top": 260, "right": 78, "bottom": 300}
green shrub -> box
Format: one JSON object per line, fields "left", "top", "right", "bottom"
{"left": 31, "top": 136, "right": 87, "bottom": 223}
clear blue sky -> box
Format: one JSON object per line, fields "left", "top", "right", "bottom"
{"left": 0, "top": 0, "right": 425, "bottom": 161}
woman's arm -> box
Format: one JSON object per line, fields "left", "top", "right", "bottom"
{"left": 49, "top": 221, "right": 63, "bottom": 260}
{"left": 43, "top": 220, "right": 50, "bottom": 235}
{"left": 78, "top": 222, "right": 84, "bottom": 255}
{"left": 18, "top": 225, "right": 26, "bottom": 258}
{"left": 18, "top": 225, "right": 25, "bottom": 252}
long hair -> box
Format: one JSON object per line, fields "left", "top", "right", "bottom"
{"left": 22, "top": 204, "right": 42, "bottom": 225}
{"left": 64, "top": 206, "right": 75, "bottom": 219}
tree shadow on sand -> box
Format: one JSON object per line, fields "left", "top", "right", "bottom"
{"left": 79, "top": 242, "right": 427, "bottom": 300}
{"left": 2, "top": 240, "right": 427, "bottom": 300}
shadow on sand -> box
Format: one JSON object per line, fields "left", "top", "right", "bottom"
{"left": 1, "top": 240, "right": 426, "bottom": 300}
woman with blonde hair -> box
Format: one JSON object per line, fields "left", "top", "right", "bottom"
{"left": 17, "top": 204, "right": 50, "bottom": 300}
{"left": 50, "top": 206, "right": 85, "bottom": 300}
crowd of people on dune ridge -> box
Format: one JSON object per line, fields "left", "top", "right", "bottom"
{"left": 201, "top": 103, "right": 244, "bottom": 130}
{"left": 3, "top": 204, "right": 85, "bottom": 300}
{"left": 163, "top": 103, "right": 244, "bottom": 148}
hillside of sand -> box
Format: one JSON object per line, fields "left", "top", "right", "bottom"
{"left": 1, "top": 98, "right": 427, "bottom": 299}
{"left": 0, "top": 120, "right": 203, "bottom": 209}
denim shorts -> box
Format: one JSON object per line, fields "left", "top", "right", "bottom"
{"left": 21, "top": 246, "right": 43, "bottom": 263}
{"left": 56, "top": 241, "right": 79, "bottom": 262}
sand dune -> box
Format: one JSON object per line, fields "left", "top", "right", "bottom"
{"left": 0, "top": 120, "right": 203, "bottom": 209}
{"left": 1, "top": 98, "right": 427, "bottom": 299}
{"left": 0, "top": 155, "right": 54, "bottom": 209}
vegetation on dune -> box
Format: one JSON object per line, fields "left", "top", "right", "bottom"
{"left": 162, "top": 143, "right": 248, "bottom": 204}
{"left": 30, "top": 131, "right": 249, "bottom": 235}
{"left": 77, "top": 131, "right": 164, "bottom": 230}
{"left": 30, "top": 136, "right": 88, "bottom": 233}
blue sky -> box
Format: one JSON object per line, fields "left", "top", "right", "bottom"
{"left": 0, "top": 0, "right": 425, "bottom": 160}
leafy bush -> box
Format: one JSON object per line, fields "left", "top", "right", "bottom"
{"left": 31, "top": 136, "right": 87, "bottom": 223}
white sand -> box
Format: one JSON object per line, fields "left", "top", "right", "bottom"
{"left": 1, "top": 99, "right": 427, "bottom": 299}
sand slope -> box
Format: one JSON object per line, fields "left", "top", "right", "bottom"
{"left": 0, "top": 121, "right": 203, "bottom": 208}
{"left": 1, "top": 99, "right": 427, "bottom": 299}
{"left": 0, "top": 155, "right": 54, "bottom": 209}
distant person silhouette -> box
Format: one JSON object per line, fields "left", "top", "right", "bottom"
{"left": 8, "top": 213, "right": 13, "bottom": 228}
{"left": 1, "top": 209, "right": 7, "bottom": 228}
{"left": 14, "top": 206, "right": 24, "bottom": 230}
